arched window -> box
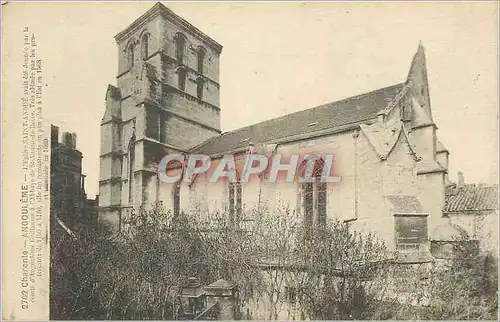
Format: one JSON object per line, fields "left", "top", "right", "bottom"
{"left": 300, "top": 157, "right": 327, "bottom": 228}
{"left": 178, "top": 68, "right": 186, "bottom": 91}
{"left": 196, "top": 78, "right": 204, "bottom": 100}
{"left": 127, "top": 42, "right": 135, "bottom": 69}
{"left": 173, "top": 181, "right": 181, "bottom": 216}
{"left": 175, "top": 33, "right": 186, "bottom": 64}
{"left": 228, "top": 181, "right": 242, "bottom": 226}
{"left": 141, "top": 33, "right": 149, "bottom": 60}
{"left": 197, "top": 47, "right": 206, "bottom": 74}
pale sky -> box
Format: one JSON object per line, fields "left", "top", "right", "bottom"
{"left": 3, "top": 1, "right": 498, "bottom": 197}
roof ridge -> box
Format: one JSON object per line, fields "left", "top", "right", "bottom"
{"left": 192, "top": 82, "right": 406, "bottom": 155}
{"left": 220, "top": 82, "right": 405, "bottom": 136}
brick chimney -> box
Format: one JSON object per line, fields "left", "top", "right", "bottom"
{"left": 71, "top": 132, "right": 77, "bottom": 149}
{"left": 62, "top": 132, "right": 73, "bottom": 148}
{"left": 51, "top": 125, "right": 59, "bottom": 146}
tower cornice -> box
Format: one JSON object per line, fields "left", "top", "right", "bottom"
{"left": 114, "top": 2, "right": 223, "bottom": 54}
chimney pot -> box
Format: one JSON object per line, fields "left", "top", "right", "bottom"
{"left": 71, "top": 132, "right": 77, "bottom": 149}
{"left": 63, "top": 132, "right": 72, "bottom": 148}
{"left": 458, "top": 171, "right": 465, "bottom": 186}
{"left": 51, "top": 125, "right": 59, "bottom": 146}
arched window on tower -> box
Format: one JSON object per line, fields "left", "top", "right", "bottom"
{"left": 141, "top": 33, "right": 149, "bottom": 60}
{"left": 300, "top": 157, "right": 327, "bottom": 229}
{"left": 175, "top": 33, "right": 186, "bottom": 64}
{"left": 178, "top": 68, "right": 186, "bottom": 91}
{"left": 197, "top": 47, "right": 206, "bottom": 74}
{"left": 127, "top": 42, "right": 135, "bottom": 69}
{"left": 196, "top": 78, "right": 204, "bottom": 100}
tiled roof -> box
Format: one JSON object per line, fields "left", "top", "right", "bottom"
{"left": 444, "top": 184, "right": 498, "bottom": 213}
{"left": 386, "top": 195, "right": 425, "bottom": 214}
{"left": 191, "top": 83, "right": 405, "bottom": 155}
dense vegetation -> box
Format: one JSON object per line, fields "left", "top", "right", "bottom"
{"left": 50, "top": 203, "right": 498, "bottom": 320}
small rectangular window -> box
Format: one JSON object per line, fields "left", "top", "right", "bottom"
{"left": 394, "top": 215, "right": 428, "bottom": 248}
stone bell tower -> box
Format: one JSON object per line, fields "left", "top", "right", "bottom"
{"left": 98, "top": 2, "right": 223, "bottom": 230}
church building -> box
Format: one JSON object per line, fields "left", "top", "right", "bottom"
{"left": 98, "top": 3, "right": 497, "bottom": 258}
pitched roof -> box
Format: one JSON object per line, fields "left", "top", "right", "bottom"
{"left": 386, "top": 195, "right": 425, "bottom": 214}
{"left": 191, "top": 83, "right": 405, "bottom": 155}
{"left": 431, "top": 222, "right": 469, "bottom": 241}
{"left": 436, "top": 139, "right": 448, "bottom": 153}
{"left": 205, "top": 279, "right": 237, "bottom": 290}
{"left": 444, "top": 184, "right": 498, "bottom": 213}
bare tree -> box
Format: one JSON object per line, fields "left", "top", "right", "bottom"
{"left": 51, "top": 201, "right": 497, "bottom": 320}
{"left": 250, "top": 203, "right": 299, "bottom": 320}
{"left": 291, "top": 219, "right": 392, "bottom": 320}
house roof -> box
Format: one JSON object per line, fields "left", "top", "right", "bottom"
{"left": 444, "top": 184, "right": 498, "bottom": 213}
{"left": 431, "top": 221, "right": 469, "bottom": 241}
{"left": 204, "top": 279, "right": 237, "bottom": 290}
{"left": 191, "top": 83, "right": 405, "bottom": 155}
{"left": 386, "top": 195, "right": 425, "bottom": 214}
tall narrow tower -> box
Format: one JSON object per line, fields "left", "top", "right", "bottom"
{"left": 98, "top": 3, "right": 223, "bottom": 230}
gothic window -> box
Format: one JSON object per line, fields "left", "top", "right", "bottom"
{"left": 303, "top": 182, "right": 313, "bottom": 227}
{"left": 317, "top": 181, "right": 327, "bottom": 225}
{"left": 178, "top": 68, "right": 186, "bottom": 91}
{"left": 228, "top": 181, "right": 242, "bottom": 226}
{"left": 173, "top": 181, "right": 181, "bottom": 216}
{"left": 175, "top": 33, "right": 186, "bottom": 64}
{"left": 141, "top": 33, "right": 149, "bottom": 60}
{"left": 197, "top": 47, "right": 206, "bottom": 74}
{"left": 127, "top": 42, "right": 135, "bottom": 69}
{"left": 146, "top": 110, "right": 167, "bottom": 142}
{"left": 196, "top": 78, "right": 204, "bottom": 100}
{"left": 300, "top": 158, "right": 327, "bottom": 229}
